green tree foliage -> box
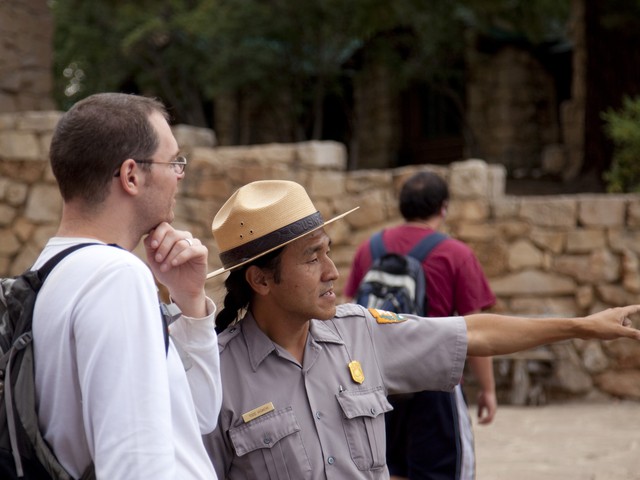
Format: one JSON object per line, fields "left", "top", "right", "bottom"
{"left": 602, "top": 96, "right": 640, "bottom": 193}
{"left": 53, "top": 0, "right": 214, "bottom": 125}
{"left": 52, "top": 0, "right": 569, "bottom": 137}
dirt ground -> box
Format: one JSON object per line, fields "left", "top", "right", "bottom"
{"left": 471, "top": 401, "right": 640, "bottom": 480}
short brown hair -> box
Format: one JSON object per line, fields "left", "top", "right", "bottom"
{"left": 50, "top": 93, "right": 169, "bottom": 206}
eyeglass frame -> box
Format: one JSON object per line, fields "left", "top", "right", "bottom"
{"left": 113, "top": 155, "right": 187, "bottom": 177}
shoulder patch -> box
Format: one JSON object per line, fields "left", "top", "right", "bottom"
{"left": 368, "top": 308, "right": 407, "bottom": 324}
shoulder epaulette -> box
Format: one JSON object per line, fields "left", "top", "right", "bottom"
{"left": 217, "top": 323, "right": 242, "bottom": 353}
{"left": 334, "top": 303, "right": 369, "bottom": 319}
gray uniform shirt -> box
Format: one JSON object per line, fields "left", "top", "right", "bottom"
{"left": 204, "top": 303, "right": 467, "bottom": 480}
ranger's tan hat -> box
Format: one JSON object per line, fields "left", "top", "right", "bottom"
{"left": 207, "top": 180, "right": 358, "bottom": 278}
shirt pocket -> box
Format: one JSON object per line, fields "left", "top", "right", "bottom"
{"left": 228, "top": 406, "right": 312, "bottom": 480}
{"left": 336, "top": 385, "right": 393, "bottom": 470}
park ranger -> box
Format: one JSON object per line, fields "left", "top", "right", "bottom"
{"left": 203, "top": 179, "right": 640, "bottom": 480}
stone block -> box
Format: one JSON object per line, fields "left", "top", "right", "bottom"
{"left": 595, "top": 370, "right": 640, "bottom": 399}
{"left": 520, "top": 197, "right": 577, "bottom": 228}
{"left": 622, "top": 249, "right": 640, "bottom": 293}
{"left": 575, "top": 285, "right": 593, "bottom": 308}
{"left": 345, "top": 169, "right": 392, "bottom": 194}
{"left": 0, "top": 113, "right": 17, "bottom": 129}
{"left": 449, "top": 159, "right": 489, "bottom": 199}
{"left": 488, "top": 164, "right": 507, "bottom": 199}
{"left": 8, "top": 242, "right": 41, "bottom": 276}
{"left": 5, "top": 181, "right": 27, "bottom": 205}
{"left": 578, "top": 195, "right": 626, "bottom": 227}
{"left": 0, "top": 204, "right": 16, "bottom": 226}
{"left": 346, "top": 190, "right": 389, "bottom": 229}
{"left": 604, "top": 339, "right": 640, "bottom": 368}
{"left": 25, "top": 183, "right": 61, "bottom": 222}
{"left": 11, "top": 217, "right": 35, "bottom": 242}
{"left": 492, "top": 196, "right": 520, "bottom": 219}
{"left": 551, "top": 344, "right": 593, "bottom": 394}
{"left": 296, "top": 141, "right": 346, "bottom": 169}
{"left": 473, "top": 241, "right": 509, "bottom": 277}
{"left": 530, "top": 228, "right": 566, "bottom": 254}
{"left": 16, "top": 111, "right": 62, "bottom": 131}
{"left": 226, "top": 163, "right": 296, "bottom": 186}
{"left": 628, "top": 197, "right": 640, "bottom": 228}
{"left": 608, "top": 229, "right": 640, "bottom": 255}
{"left": 596, "top": 284, "right": 636, "bottom": 306}
{"left": 553, "top": 254, "right": 590, "bottom": 280}
{"left": 589, "top": 249, "right": 620, "bottom": 283}
{"left": 215, "top": 143, "right": 297, "bottom": 167}
{"left": 508, "top": 239, "right": 543, "bottom": 270}
{"left": 447, "top": 199, "right": 489, "bottom": 222}
{"left": 566, "top": 229, "right": 606, "bottom": 253}
{"left": 581, "top": 341, "right": 609, "bottom": 374}
{"left": 172, "top": 124, "right": 216, "bottom": 148}
{"left": 0, "top": 131, "right": 40, "bottom": 160}
{"left": 0, "top": 229, "right": 20, "bottom": 254}
{"left": 490, "top": 270, "right": 576, "bottom": 296}
{"left": 308, "top": 171, "right": 345, "bottom": 199}
{"left": 455, "top": 223, "right": 495, "bottom": 241}
{"left": 509, "top": 296, "right": 577, "bottom": 315}
{"left": 496, "top": 220, "right": 531, "bottom": 239}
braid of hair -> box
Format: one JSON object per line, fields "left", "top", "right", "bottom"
{"left": 215, "top": 269, "right": 251, "bottom": 333}
{"left": 214, "top": 246, "right": 284, "bottom": 334}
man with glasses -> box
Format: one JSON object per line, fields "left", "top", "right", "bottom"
{"left": 31, "top": 92, "right": 221, "bottom": 479}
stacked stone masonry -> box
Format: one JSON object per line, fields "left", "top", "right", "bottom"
{"left": 2, "top": 111, "right": 639, "bottom": 403}
{"left": 0, "top": 0, "right": 54, "bottom": 112}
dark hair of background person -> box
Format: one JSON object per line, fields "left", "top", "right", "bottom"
{"left": 399, "top": 171, "right": 450, "bottom": 221}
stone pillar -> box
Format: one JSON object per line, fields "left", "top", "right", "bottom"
{"left": 0, "top": 0, "right": 55, "bottom": 112}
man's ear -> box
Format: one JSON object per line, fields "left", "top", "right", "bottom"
{"left": 116, "top": 159, "right": 140, "bottom": 195}
{"left": 441, "top": 200, "right": 449, "bottom": 218}
{"left": 245, "top": 265, "right": 270, "bottom": 296}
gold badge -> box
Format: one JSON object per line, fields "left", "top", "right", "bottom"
{"left": 368, "top": 308, "right": 406, "bottom": 324}
{"left": 348, "top": 360, "right": 365, "bottom": 384}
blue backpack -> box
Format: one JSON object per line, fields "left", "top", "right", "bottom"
{"left": 354, "top": 231, "right": 447, "bottom": 315}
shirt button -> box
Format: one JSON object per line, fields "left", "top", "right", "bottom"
{"left": 327, "top": 456, "right": 335, "bottom": 465}
{"left": 263, "top": 437, "right": 271, "bottom": 445}
{"left": 229, "top": 327, "right": 236, "bottom": 333}
{"left": 370, "top": 408, "right": 377, "bottom": 415}
{"left": 315, "top": 411, "right": 321, "bottom": 420}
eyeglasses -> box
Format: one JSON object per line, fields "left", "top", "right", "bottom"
{"left": 114, "top": 155, "right": 187, "bottom": 177}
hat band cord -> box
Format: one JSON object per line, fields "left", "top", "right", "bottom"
{"left": 220, "top": 211, "right": 324, "bottom": 268}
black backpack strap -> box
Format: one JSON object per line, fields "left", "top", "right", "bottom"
{"left": 369, "top": 230, "right": 386, "bottom": 260}
{"left": 35, "top": 243, "right": 103, "bottom": 282}
{"left": 408, "top": 231, "right": 448, "bottom": 262}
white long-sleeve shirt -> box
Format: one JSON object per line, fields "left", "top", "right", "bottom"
{"left": 33, "top": 238, "right": 221, "bottom": 479}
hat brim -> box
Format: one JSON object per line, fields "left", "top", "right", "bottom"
{"left": 206, "top": 206, "right": 358, "bottom": 279}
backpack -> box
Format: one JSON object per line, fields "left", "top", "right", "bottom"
{"left": 0, "top": 244, "right": 105, "bottom": 480}
{"left": 0, "top": 243, "right": 181, "bottom": 480}
{"left": 354, "top": 230, "right": 447, "bottom": 315}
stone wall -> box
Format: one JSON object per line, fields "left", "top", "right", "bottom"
{"left": 2, "top": 111, "right": 640, "bottom": 403}
{"left": 0, "top": 0, "right": 54, "bottom": 112}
